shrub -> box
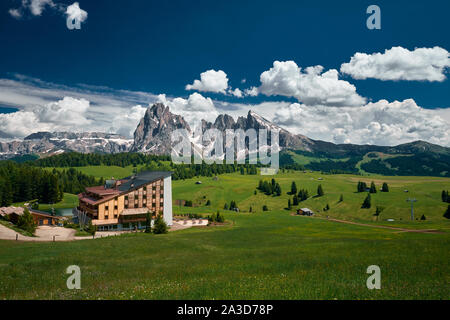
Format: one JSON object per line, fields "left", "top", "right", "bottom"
{"left": 17, "top": 208, "right": 36, "bottom": 235}
{"left": 145, "top": 211, "right": 152, "bottom": 233}
{"left": 209, "top": 211, "right": 225, "bottom": 223}
{"left": 339, "top": 194, "right": 344, "bottom": 202}
{"left": 152, "top": 215, "right": 168, "bottom": 234}
{"left": 184, "top": 200, "right": 193, "bottom": 207}
{"left": 262, "top": 205, "right": 268, "bottom": 212}
{"left": 205, "top": 200, "right": 211, "bottom": 206}
{"left": 420, "top": 214, "right": 426, "bottom": 221}
{"left": 374, "top": 206, "right": 385, "bottom": 220}
{"left": 87, "top": 220, "right": 97, "bottom": 235}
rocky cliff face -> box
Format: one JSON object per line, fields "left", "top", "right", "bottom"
{"left": 131, "top": 103, "right": 191, "bottom": 154}
{"left": 0, "top": 132, "right": 133, "bottom": 159}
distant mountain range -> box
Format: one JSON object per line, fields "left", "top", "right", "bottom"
{"left": 0, "top": 132, "right": 132, "bottom": 159}
{"left": 1, "top": 103, "right": 449, "bottom": 176}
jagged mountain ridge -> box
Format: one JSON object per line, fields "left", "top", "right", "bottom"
{"left": 0, "top": 132, "right": 133, "bottom": 159}
{"left": 0, "top": 103, "right": 449, "bottom": 165}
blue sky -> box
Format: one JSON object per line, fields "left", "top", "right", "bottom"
{"left": 0, "top": 0, "right": 449, "bottom": 146}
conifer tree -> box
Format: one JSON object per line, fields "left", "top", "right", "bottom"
{"left": 291, "top": 181, "right": 297, "bottom": 195}
{"left": 362, "top": 193, "right": 371, "bottom": 209}
{"left": 317, "top": 184, "right": 324, "bottom": 197}
{"left": 444, "top": 205, "right": 450, "bottom": 219}
{"left": 369, "top": 181, "right": 377, "bottom": 194}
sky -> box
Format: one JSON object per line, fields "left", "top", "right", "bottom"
{"left": 0, "top": 0, "right": 449, "bottom": 146}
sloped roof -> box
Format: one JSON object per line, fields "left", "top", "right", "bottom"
{"left": 118, "top": 171, "right": 172, "bottom": 192}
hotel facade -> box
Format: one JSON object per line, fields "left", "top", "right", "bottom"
{"left": 77, "top": 171, "right": 173, "bottom": 231}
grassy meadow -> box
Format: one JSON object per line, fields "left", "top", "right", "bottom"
{"left": 0, "top": 169, "right": 449, "bottom": 299}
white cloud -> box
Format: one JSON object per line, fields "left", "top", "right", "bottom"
{"left": 257, "top": 61, "right": 366, "bottom": 106}
{"left": 9, "top": 0, "right": 56, "bottom": 18}
{"left": 0, "top": 97, "right": 91, "bottom": 137}
{"left": 229, "top": 88, "right": 243, "bottom": 98}
{"left": 8, "top": 1, "right": 88, "bottom": 24}
{"left": 186, "top": 70, "right": 229, "bottom": 94}
{"left": 0, "top": 75, "right": 160, "bottom": 138}
{"left": 272, "top": 99, "right": 450, "bottom": 146}
{"left": 66, "top": 2, "right": 87, "bottom": 24}
{"left": 341, "top": 46, "right": 450, "bottom": 82}
{"left": 0, "top": 74, "right": 448, "bottom": 147}
{"left": 111, "top": 105, "right": 147, "bottom": 138}
{"left": 8, "top": 8, "right": 22, "bottom": 19}
{"left": 244, "top": 86, "right": 258, "bottom": 97}
{"left": 28, "top": 0, "right": 55, "bottom": 16}
{"left": 158, "top": 92, "right": 218, "bottom": 127}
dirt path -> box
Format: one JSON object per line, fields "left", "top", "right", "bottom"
{"left": 0, "top": 224, "right": 122, "bottom": 242}
{"left": 325, "top": 218, "right": 445, "bottom": 234}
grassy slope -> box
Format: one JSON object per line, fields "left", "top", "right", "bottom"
{"left": 0, "top": 170, "right": 448, "bottom": 299}
{"left": 0, "top": 212, "right": 448, "bottom": 299}
{"left": 174, "top": 171, "right": 450, "bottom": 229}
{"left": 12, "top": 193, "right": 78, "bottom": 211}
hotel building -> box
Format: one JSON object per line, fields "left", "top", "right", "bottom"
{"left": 77, "top": 171, "right": 172, "bottom": 231}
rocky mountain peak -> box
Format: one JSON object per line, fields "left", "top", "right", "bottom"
{"left": 131, "top": 103, "right": 191, "bottom": 154}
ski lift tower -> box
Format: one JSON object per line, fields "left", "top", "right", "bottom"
{"left": 406, "top": 198, "right": 417, "bottom": 221}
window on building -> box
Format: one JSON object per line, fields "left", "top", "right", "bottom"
{"left": 114, "top": 205, "right": 118, "bottom": 210}
{"left": 105, "top": 206, "right": 109, "bottom": 210}
{"left": 125, "top": 196, "right": 128, "bottom": 200}
{"left": 105, "top": 215, "right": 109, "bottom": 220}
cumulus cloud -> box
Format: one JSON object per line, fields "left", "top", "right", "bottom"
{"left": 111, "top": 105, "right": 147, "bottom": 138}
{"left": 8, "top": 0, "right": 88, "bottom": 25}
{"left": 272, "top": 99, "right": 450, "bottom": 146}
{"left": 341, "top": 46, "right": 450, "bottom": 82}
{"left": 66, "top": 2, "right": 87, "bottom": 24}
{"left": 186, "top": 70, "right": 229, "bottom": 94}
{"left": 158, "top": 92, "right": 218, "bottom": 127}
{"left": 257, "top": 61, "right": 366, "bottom": 106}
{"left": 0, "top": 97, "right": 91, "bottom": 137}
{"left": 229, "top": 88, "right": 243, "bottom": 98}
{"left": 0, "top": 75, "right": 160, "bottom": 138}
{"left": 8, "top": 8, "right": 22, "bottom": 19}
{"left": 28, "top": 0, "right": 55, "bottom": 15}
{"left": 9, "top": 0, "right": 56, "bottom": 18}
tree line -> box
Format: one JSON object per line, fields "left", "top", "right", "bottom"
{"left": 0, "top": 161, "right": 101, "bottom": 207}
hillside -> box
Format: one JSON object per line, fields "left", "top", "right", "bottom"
{"left": 0, "top": 170, "right": 448, "bottom": 299}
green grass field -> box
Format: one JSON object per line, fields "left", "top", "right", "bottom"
{"left": 0, "top": 169, "right": 449, "bottom": 299}
{"left": 13, "top": 193, "right": 78, "bottom": 212}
